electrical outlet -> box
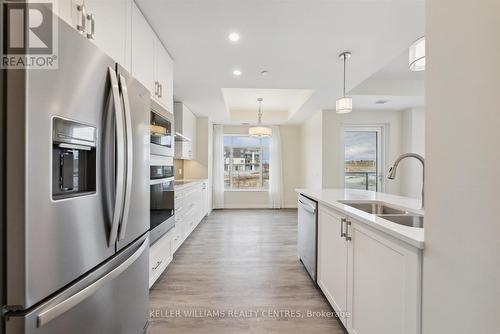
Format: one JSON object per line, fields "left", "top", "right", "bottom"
{"left": 179, "top": 169, "right": 182, "bottom": 175}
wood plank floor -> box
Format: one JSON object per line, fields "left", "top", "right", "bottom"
{"left": 148, "top": 209, "right": 346, "bottom": 334}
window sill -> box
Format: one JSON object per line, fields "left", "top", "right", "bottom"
{"left": 224, "top": 189, "right": 269, "bottom": 193}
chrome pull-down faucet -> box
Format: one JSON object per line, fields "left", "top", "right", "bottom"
{"left": 387, "top": 153, "right": 425, "bottom": 209}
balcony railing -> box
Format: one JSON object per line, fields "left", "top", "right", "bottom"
{"left": 345, "top": 172, "right": 378, "bottom": 191}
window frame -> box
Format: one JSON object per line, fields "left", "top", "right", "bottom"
{"left": 223, "top": 134, "right": 270, "bottom": 192}
{"left": 340, "top": 124, "right": 387, "bottom": 192}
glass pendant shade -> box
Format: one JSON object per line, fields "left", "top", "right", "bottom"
{"left": 336, "top": 96, "right": 353, "bottom": 114}
{"left": 409, "top": 37, "right": 425, "bottom": 71}
{"left": 249, "top": 98, "right": 272, "bottom": 137}
{"left": 249, "top": 126, "right": 272, "bottom": 138}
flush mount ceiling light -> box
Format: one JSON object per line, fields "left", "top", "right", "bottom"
{"left": 336, "top": 51, "right": 353, "bottom": 114}
{"left": 228, "top": 32, "right": 240, "bottom": 42}
{"left": 249, "top": 98, "right": 272, "bottom": 138}
{"left": 232, "top": 69, "right": 242, "bottom": 76}
{"left": 409, "top": 36, "right": 425, "bottom": 71}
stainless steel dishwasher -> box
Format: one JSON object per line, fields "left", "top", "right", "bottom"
{"left": 297, "top": 194, "right": 318, "bottom": 282}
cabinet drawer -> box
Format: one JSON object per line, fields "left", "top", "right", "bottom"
{"left": 149, "top": 230, "right": 173, "bottom": 287}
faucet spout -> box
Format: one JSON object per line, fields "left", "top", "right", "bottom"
{"left": 387, "top": 153, "right": 425, "bottom": 209}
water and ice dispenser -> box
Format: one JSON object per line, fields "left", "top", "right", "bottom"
{"left": 52, "top": 117, "right": 97, "bottom": 200}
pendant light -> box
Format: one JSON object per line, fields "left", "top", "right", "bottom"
{"left": 336, "top": 51, "right": 353, "bottom": 114}
{"left": 249, "top": 98, "right": 272, "bottom": 138}
{"left": 409, "top": 36, "right": 425, "bottom": 71}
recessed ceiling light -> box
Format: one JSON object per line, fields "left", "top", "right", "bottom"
{"left": 232, "top": 69, "right": 242, "bottom": 76}
{"left": 228, "top": 33, "right": 240, "bottom": 42}
{"left": 261, "top": 70, "right": 269, "bottom": 76}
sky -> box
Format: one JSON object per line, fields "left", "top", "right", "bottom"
{"left": 344, "top": 131, "right": 377, "bottom": 161}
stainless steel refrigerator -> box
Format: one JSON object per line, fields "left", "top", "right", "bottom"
{"left": 1, "top": 17, "right": 150, "bottom": 334}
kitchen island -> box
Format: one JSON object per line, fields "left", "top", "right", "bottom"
{"left": 296, "top": 188, "right": 423, "bottom": 334}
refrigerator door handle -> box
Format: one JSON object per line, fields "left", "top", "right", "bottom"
{"left": 36, "top": 237, "right": 149, "bottom": 328}
{"left": 107, "top": 67, "right": 126, "bottom": 246}
{"left": 117, "top": 74, "right": 134, "bottom": 241}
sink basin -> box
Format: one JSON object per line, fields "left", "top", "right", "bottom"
{"left": 377, "top": 214, "right": 424, "bottom": 228}
{"left": 339, "top": 200, "right": 408, "bottom": 215}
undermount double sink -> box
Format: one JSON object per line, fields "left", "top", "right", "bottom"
{"left": 338, "top": 200, "right": 424, "bottom": 228}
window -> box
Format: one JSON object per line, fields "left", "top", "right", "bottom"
{"left": 343, "top": 127, "right": 383, "bottom": 191}
{"left": 224, "top": 136, "right": 270, "bottom": 190}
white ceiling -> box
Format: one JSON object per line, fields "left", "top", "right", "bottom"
{"left": 221, "top": 88, "right": 314, "bottom": 124}
{"left": 136, "top": 0, "right": 425, "bottom": 124}
{"left": 349, "top": 50, "right": 425, "bottom": 111}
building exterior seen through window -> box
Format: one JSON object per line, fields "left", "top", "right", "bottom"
{"left": 224, "top": 136, "right": 270, "bottom": 190}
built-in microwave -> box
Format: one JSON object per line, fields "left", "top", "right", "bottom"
{"left": 150, "top": 99, "right": 174, "bottom": 157}
{"left": 149, "top": 155, "right": 175, "bottom": 244}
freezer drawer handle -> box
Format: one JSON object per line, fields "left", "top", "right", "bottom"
{"left": 298, "top": 199, "right": 316, "bottom": 214}
{"left": 36, "top": 237, "right": 149, "bottom": 328}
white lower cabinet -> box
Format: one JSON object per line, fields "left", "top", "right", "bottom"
{"left": 149, "top": 228, "right": 173, "bottom": 288}
{"left": 317, "top": 204, "right": 422, "bottom": 334}
{"left": 317, "top": 206, "right": 349, "bottom": 327}
{"left": 149, "top": 181, "right": 209, "bottom": 287}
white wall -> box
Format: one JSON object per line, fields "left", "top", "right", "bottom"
{"left": 280, "top": 125, "right": 301, "bottom": 207}
{"left": 221, "top": 125, "right": 301, "bottom": 208}
{"left": 184, "top": 117, "right": 210, "bottom": 179}
{"left": 299, "top": 110, "right": 323, "bottom": 189}
{"left": 423, "top": 1, "right": 500, "bottom": 333}
{"left": 181, "top": 117, "right": 213, "bottom": 214}
{"left": 321, "top": 109, "right": 404, "bottom": 195}
{"left": 299, "top": 109, "right": 406, "bottom": 195}
{"left": 400, "top": 108, "right": 425, "bottom": 198}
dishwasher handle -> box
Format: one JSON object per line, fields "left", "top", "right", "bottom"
{"left": 299, "top": 199, "right": 316, "bottom": 214}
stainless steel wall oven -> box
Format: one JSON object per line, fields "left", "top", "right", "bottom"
{"left": 149, "top": 104, "right": 176, "bottom": 245}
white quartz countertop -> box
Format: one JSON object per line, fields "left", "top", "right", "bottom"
{"left": 174, "top": 179, "right": 207, "bottom": 191}
{"left": 296, "top": 188, "right": 424, "bottom": 249}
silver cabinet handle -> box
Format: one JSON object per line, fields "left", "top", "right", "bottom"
{"left": 340, "top": 218, "right": 346, "bottom": 238}
{"left": 154, "top": 81, "right": 159, "bottom": 97}
{"left": 86, "top": 13, "right": 95, "bottom": 40}
{"left": 37, "top": 237, "right": 148, "bottom": 328}
{"left": 345, "top": 220, "right": 352, "bottom": 241}
{"left": 158, "top": 83, "right": 163, "bottom": 98}
{"left": 152, "top": 260, "right": 163, "bottom": 271}
{"left": 107, "top": 67, "right": 126, "bottom": 246}
{"left": 117, "top": 74, "right": 133, "bottom": 241}
{"left": 76, "top": 4, "right": 87, "bottom": 33}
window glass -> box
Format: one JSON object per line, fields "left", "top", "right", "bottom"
{"left": 344, "top": 131, "right": 378, "bottom": 191}
{"left": 224, "top": 136, "right": 270, "bottom": 190}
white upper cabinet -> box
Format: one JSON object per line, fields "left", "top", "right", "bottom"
{"left": 131, "top": 3, "right": 174, "bottom": 111}
{"left": 54, "top": 1, "right": 174, "bottom": 108}
{"left": 131, "top": 2, "right": 155, "bottom": 93}
{"left": 154, "top": 38, "right": 174, "bottom": 112}
{"left": 55, "top": 0, "right": 132, "bottom": 71}
{"left": 174, "top": 102, "right": 197, "bottom": 160}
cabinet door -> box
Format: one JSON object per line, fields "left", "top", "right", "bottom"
{"left": 84, "top": 0, "right": 132, "bottom": 70}
{"left": 155, "top": 39, "right": 174, "bottom": 112}
{"left": 202, "top": 182, "right": 208, "bottom": 216}
{"left": 131, "top": 2, "right": 155, "bottom": 94}
{"left": 347, "top": 220, "right": 421, "bottom": 334}
{"left": 53, "top": 0, "right": 73, "bottom": 26}
{"left": 317, "top": 206, "right": 349, "bottom": 327}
